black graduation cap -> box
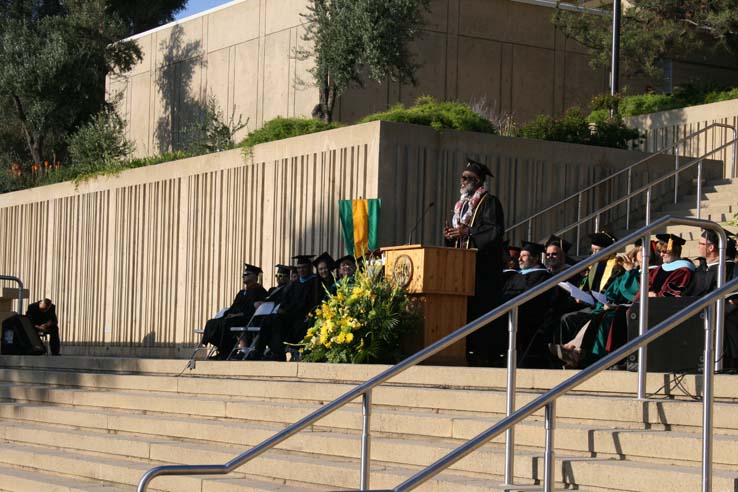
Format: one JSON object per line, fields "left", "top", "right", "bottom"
{"left": 313, "top": 252, "right": 336, "bottom": 269}
{"left": 545, "top": 234, "right": 572, "bottom": 253}
{"left": 275, "top": 264, "right": 290, "bottom": 275}
{"left": 589, "top": 231, "right": 617, "bottom": 248}
{"left": 521, "top": 241, "right": 545, "bottom": 256}
{"left": 655, "top": 234, "right": 686, "bottom": 248}
{"left": 336, "top": 254, "right": 357, "bottom": 266}
{"left": 243, "top": 263, "right": 262, "bottom": 275}
{"left": 465, "top": 158, "right": 493, "bottom": 179}
{"left": 292, "top": 255, "right": 314, "bottom": 266}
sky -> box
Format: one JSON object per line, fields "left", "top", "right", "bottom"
{"left": 175, "top": 0, "right": 233, "bottom": 20}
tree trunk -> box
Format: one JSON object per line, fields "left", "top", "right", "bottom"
{"left": 320, "top": 73, "right": 336, "bottom": 124}
{"left": 12, "top": 95, "right": 43, "bottom": 164}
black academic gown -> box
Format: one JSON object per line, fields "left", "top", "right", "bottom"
{"left": 447, "top": 191, "right": 505, "bottom": 365}
{"left": 255, "top": 275, "right": 321, "bottom": 359}
{"left": 201, "top": 284, "right": 267, "bottom": 358}
{"left": 501, "top": 265, "right": 553, "bottom": 367}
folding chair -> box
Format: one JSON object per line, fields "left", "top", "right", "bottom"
{"left": 227, "top": 302, "right": 279, "bottom": 360}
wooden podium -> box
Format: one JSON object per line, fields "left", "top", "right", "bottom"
{"left": 382, "top": 245, "right": 476, "bottom": 365}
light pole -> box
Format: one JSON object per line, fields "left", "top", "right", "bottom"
{"left": 610, "top": 0, "right": 621, "bottom": 96}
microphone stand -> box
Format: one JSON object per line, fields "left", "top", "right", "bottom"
{"left": 407, "top": 202, "right": 435, "bottom": 244}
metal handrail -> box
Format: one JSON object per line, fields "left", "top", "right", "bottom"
{"left": 553, "top": 138, "right": 737, "bottom": 240}
{"left": 506, "top": 122, "right": 737, "bottom": 245}
{"left": 137, "top": 215, "right": 730, "bottom": 492}
{"left": 387, "top": 279, "right": 738, "bottom": 492}
{"left": 0, "top": 275, "right": 25, "bottom": 314}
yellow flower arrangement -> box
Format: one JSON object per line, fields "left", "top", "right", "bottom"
{"left": 299, "top": 261, "right": 417, "bottom": 364}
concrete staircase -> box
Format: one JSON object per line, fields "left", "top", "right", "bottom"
{"left": 617, "top": 177, "right": 738, "bottom": 257}
{"left": 0, "top": 357, "right": 738, "bottom": 491}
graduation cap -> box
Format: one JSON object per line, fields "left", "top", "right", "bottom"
{"left": 242, "top": 263, "right": 263, "bottom": 275}
{"left": 521, "top": 241, "right": 545, "bottom": 256}
{"left": 336, "top": 254, "right": 357, "bottom": 266}
{"left": 275, "top": 264, "right": 290, "bottom": 275}
{"left": 313, "top": 252, "right": 336, "bottom": 270}
{"left": 292, "top": 255, "right": 314, "bottom": 266}
{"left": 655, "top": 234, "right": 686, "bottom": 252}
{"left": 545, "top": 234, "right": 572, "bottom": 254}
{"left": 589, "top": 231, "right": 617, "bottom": 248}
{"left": 508, "top": 245, "right": 522, "bottom": 255}
{"left": 465, "top": 158, "right": 494, "bottom": 179}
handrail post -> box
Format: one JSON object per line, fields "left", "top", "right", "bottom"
{"left": 503, "top": 307, "right": 518, "bottom": 488}
{"left": 576, "top": 193, "right": 582, "bottom": 257}
{"left": 714, "top": 228, "right": 727, "bottom": 373}
{"left": 527, "top": 219, "right": 533, "bottom": 242}
{"left": 674, "top": 144, "right": 679, "bottom": 204}
{"left": 543, "top": 401, "right": 556, "bottom": 492}
{"left": 360, "top": 390, "right": 372, "bottom": 490}
{"left": 594, "top": 213, "right": 600, "bottom": 233}
{"left": 731, "top": 127, "right": 738, "bottom": 178}
{"left": 702, "top": 305, "right": 715, "bottom": 492}
{"left": 637, "top": 219, "right": 650, "bottom": 400}
{"left": 696, "top": 160, "right": 703, "bottom": 220}
{"left": 625, "top": 168, "right": 632, "bottom": 230}
{"left": 645, "top": 187, "right": 652, "bottom": 225}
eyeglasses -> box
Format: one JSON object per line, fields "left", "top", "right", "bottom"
{"left": 545, "top": 252, "right": 560, "bottom": 257}
{"left": 460, "top": 174, "right": 477, "bottom": 182}
{"left": 275, "top": 274, "right": 288, "bottom": 278}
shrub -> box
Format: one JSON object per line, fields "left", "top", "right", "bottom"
{"left": 239, "top": 117, "right": 341, "bottom": 154}
{"left": 614, "top": 83, "right": 738, "bottom": 117}
{"left": 183, "top": 95, "right": 248, "bottom": 155}
{"left": 67, "top": 110, "right": 134, "bottom": 174}
{"left": 519, "top": 107, "right": 640, "bottom": 149}
{"left": 358, "top": 96, "right": 497, "bottom": 134}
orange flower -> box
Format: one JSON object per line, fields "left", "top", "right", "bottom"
{"left": 43, "top": 160, "right": 49, "bottom": 167}
{"left": 10, "top": 163, "right": 19, "bottom": 171}
{"left": 32, "top": 164, "right": 39, "bottom": 172}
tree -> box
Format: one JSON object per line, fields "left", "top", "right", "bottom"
{"left": 299, "top": 0, "right": 431, "bottom": 123}
{"left": 0, "top": 0, "right": 141, "bottom": 165}
{"left": 107, "top": 0, "right": 187, "bottom": 36}
{"left": 553, "top": 1, "right": 738, "bottom": 80}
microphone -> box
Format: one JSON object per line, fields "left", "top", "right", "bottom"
{"left": 407, "top": 202, "right": 435, "bottom": 244}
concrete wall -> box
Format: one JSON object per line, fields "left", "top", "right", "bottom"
{"left": 0, "top": 122, "right": 718, "bottom": 356}
{"left": 109, "top": 0, "right": 318, "bottom": 157}
{"left": 626, "top": 99, "right": 738, "bottom": 178}
{"left": 110, "top": 0, "right": 738, "bottom": 160}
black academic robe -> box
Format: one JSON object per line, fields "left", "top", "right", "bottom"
{"left": 447, "top": 191, "right": 505, "bottom": 320}
{"left": 684, "top": 261, "right": 735, "bottom": 297}
{"left": 253, "top": 275, "right": 321, "bottom": 359}
{"left": 447, "top": 191, "right": 505, "bottom": 365}
{"left": 201, "top": 284, "right": 267, "bottom": 357}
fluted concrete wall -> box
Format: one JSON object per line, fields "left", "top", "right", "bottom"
{"left": 0, "top": 122, "right": 719, "bottom": 356}
{"left": 626, "top": 99, "right": 738, "bottom": 178}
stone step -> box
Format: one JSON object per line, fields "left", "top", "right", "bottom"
{"left": 2, "top": 421, "right": 735, "bottom": 492}
{"left": 0, "top": 463, "right": 134, "bottom": 492}
{"left": 4, "top": 362, "right": 738, "bottom": 405}
{"left": 4, "top": 399, "right": 738, "bottom": 470}
{"left": 0, "top": 442, "right": 323, "bottom": 492}
{"left": 4, "top": 380, "right": 738, "bottom": 433}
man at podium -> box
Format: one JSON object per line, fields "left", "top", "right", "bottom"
{"left": 443, "top": 158, "right": 505, "bottom": 364}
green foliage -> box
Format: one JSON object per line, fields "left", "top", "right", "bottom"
{"left": 183, "top": 95, "right": 249, "bottom": 155}
{"left": 0, "top": 0, "right": 141, "bottom": 165}
{"left": 67, "top": 110, "right": 134, "bottom": 174}
{"left": 0, "top": 150, "right": 192, "bottom": 193}
{"left": 553, "top": 2, "right": 738, "bottom": 80}
{"left": 593, "top": 84, "right": 738, "bottom": 118}
{"left": 299, "top": 0, "right": 432, "bottom": 122}
{"left": 300, "top": 265, "right": 417, "bottom": 364}
{"left": 359, "top": 96, "right": 497, "bottom": 134}
{"left": 107, "top": 0, "right": 187, "bottom": 35}
{"left": 239, "top": 117, "right": 341, "bottom": 154}
{"left": 519, "top": 107, "right": 641, "bottom": 149}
